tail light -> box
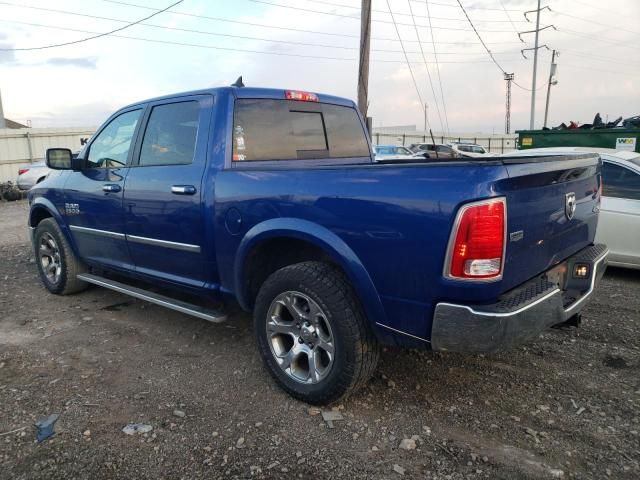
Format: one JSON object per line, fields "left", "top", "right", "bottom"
{"left": 18, "top": 168, "right": 30, "bottom": 176}
{"left": 285, "top": 90, "right": 319, "bottom": 102}
{"left": 444, "top": 197, "right": 506, "bottom": 281}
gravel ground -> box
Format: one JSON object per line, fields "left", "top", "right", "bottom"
{"left": 1, "top": 200, "right": 639, "bottom": 479}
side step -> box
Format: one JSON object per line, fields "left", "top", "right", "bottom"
{"left": 77, "top": 273, "right": 227, "bottom": 323}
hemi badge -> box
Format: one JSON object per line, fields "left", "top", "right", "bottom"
{"left": 510, "top": 230, "right": 524, "bottom": 242}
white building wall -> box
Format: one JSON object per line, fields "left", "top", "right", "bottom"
{"left": 0, "top": 127, "right": 95, "bottom": 183}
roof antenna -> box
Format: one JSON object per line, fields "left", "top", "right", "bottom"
{"left": 231, "top": 76, "right": 244, "bottom": 88}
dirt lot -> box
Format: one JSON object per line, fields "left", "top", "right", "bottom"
{"left": 0, "top": 200, "right": 639, "bottom": 479}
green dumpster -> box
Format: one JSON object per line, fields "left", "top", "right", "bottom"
{"left": 516, "top": 128, "right": 640, "bottom": 153}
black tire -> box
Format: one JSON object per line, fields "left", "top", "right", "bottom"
{"left": 33, "top": 218, "right": 88, "bottom": 295}
{"left": 254, "top": 261, "right": 379, "bottom": 405}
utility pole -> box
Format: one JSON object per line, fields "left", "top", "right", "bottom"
{"left": 543, "top": 50, "right": 558, "bottom": 129}
{"left": 423, "top": 103, "right": 428, "bottom": 132}
{"left": 357, "top": 0, "right": 372, "bottom": 125}
{"left": 529, "top": 0, "right": 541, "bottom": 129}
{"left": 519, "top": 3, "right": 555, "bottom": 130}
{"left": 504, "top": 73, "right": 514, "bottom": 134}
{"left": 0, "top": 89, "right": 6, "bottom": 129}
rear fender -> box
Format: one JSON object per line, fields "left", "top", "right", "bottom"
{"left": 234, "top": 218, "right": 388, "bottom": 329}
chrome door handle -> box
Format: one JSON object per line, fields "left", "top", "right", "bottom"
{"left": 103, "top": 184, "right": 121, "bottom": 193}
{"left": 171, "top": 185, "right": 196, "bottom": 195}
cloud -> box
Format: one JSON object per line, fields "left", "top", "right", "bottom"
{"left": 46, "top": 57, "right": 98, "bottom": 69}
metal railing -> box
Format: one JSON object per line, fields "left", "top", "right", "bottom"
{"left": 371, "top": 132, "right": 518, "bottom": 154}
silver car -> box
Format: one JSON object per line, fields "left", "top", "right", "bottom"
{"left": 502, "top": 147, "right": 640, "bottom": 269}
{"left": 16, "top": 161, "right": 52, "bottom": 190}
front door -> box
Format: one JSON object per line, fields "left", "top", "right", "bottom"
{"left": 123, "top": 95, "right": 213, "bottom": 288}
{"left": 64, "top": 108, "right": 143, "bottom": 270}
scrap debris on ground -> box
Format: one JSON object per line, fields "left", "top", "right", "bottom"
{"left": 0, "top": 200, "right": 639, "bottom": 479}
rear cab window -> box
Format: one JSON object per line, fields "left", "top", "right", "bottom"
{"left": 232, "top": 99, "right": 370, "bottom": 163}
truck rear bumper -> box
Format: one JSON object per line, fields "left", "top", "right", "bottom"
{"left": 431, "top": 244, "right": 608, "bottom": 352}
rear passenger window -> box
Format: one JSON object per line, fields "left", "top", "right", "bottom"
{"left": 232, "top": 99, "right": 369, "bottom": 162}
{"left": 139, "top": 101, "right": 200, "bottom": 166}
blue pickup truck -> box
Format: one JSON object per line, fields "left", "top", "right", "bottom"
{"left": 29, "top": 83, "right": 608, "bottom": 404}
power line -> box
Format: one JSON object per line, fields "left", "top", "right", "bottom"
{"left": 455, "top": 0, "right": 536, "bottom": 91}
{"left": 300, "top": 0, "right": 527, "bottom": 23}
{"left": 0, "top": 2, "right": 527, "bottom": 57}
{"left": 553, "top": 26, "right": 638, "bottom": 49}
{"left": 424, "top": 0, "right": 450, "bottom": 135}
{"left": 385, "top": 0, "right": 430, "bottom": 130}
{"left": 0, "top": 18, "right": 497, "bottom": 64}
{"left": 0, "top": 3, "right": 526, "bottom": 57}
{"left": 249, "top": 0, "right": 520, "bottom": 33}
{"left": 411, "top": 0, "right": 520, "bottom": 12}
{"left": 499, "top": 0, "right": 521, "bottom": 37}
{"left": 101, "top": 0, "right": 519, "bottom": 45}
{"left": 551, "top": 9, "right": 640, "bottom": 36}
{"left": 0, "top": 0, "right": 182, "bottom": 51}
{"left": 101, "top": 0, "right": 523, "bottom": 45}
{"left": 405, "top": 0, "right": 445, "bottom": 133}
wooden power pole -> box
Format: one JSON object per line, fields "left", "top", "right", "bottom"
{"left": 357, "top": 0, "right": 372, "bottom": 123}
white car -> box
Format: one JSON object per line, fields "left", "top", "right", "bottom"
{"left": 16, "top": 161, "right": 52, "bottom": 190}
{"left": 373, "top": 145, "right": 420, "bottom": 161}
{"left": 448, "top": 142, "right": 495, "bottom": 158}
{"left": 503, "top": 147, "right": 640, "bottom": 269}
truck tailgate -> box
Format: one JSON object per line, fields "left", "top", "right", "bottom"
{"left": 499, "top": 154, "right": 601, "bottom": 290}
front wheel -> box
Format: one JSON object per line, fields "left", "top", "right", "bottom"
{"left": 254, "top": 261, "right": 379, "bottom": 405}
{"left": 33, "top": 218, "right": 88, "bottom": 295}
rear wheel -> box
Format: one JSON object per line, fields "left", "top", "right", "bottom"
{"left": 254, "top": 261, "right": 379, "bottom": 405}
{"left": 34, "top": 218, "right": 88, "bottom": 295}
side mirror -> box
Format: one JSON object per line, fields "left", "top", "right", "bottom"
{"left": 46, "top": 148, "right": 73, "bottom": 170}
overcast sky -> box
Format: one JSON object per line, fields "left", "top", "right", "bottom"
{"left": 0, "top": 0, "right": 638, "bottom": 134}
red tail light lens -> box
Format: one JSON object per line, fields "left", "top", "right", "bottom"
{"left": 18, "top": 168, "right": 30, "bottom": 175}
{"left": 445, "top": 198, "right": 506, "bottom": 280}
{"left": 285, "top": 90, "right": 319, "bottom": 102}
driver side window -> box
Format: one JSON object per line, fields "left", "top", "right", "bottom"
{"left": 87, "top": 109, "right": 142, "bottom": 168}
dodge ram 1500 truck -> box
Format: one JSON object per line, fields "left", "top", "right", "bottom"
{"left": 29, "top": 83, "right": 608, "bottom": 404}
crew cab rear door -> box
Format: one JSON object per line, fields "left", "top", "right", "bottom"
{"left": 123, "top": 94, "right": 213, "bottom": 288}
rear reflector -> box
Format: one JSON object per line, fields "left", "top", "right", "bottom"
{"left": 18, "top": 168, "right": 30, "bottom": 175}
{"left": 285, "top": 90, "right": 319, "bottom": 102}
{"left": 445, "top": 198, "right": 506, "bottom": 280}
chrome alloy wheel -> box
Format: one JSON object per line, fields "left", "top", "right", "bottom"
{"left": 266, "top": 291, "right": 335, "bottom": 384}
{"left": 39, "top": 232, "right": 62, "bottom": 284}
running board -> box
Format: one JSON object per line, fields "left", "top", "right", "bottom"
{"left": 77, "top": 273, "right": 227, "bottom": 323}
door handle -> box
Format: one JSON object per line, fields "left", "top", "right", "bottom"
{"left": 103, "top": 184, "right": 121, "bottom": 193}
{"left": 171, "top": 185, "right": 197, "bottom": 195}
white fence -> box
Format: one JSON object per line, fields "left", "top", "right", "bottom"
{"left": 0, "top": 127, "right": 95, "bottom": 183}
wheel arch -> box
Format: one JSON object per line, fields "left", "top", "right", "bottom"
{"left": 29, "top": 199, "right": 79, "bottom": 257}
{"left": 234, "top": 218, "right": 387, "bottom": 328}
